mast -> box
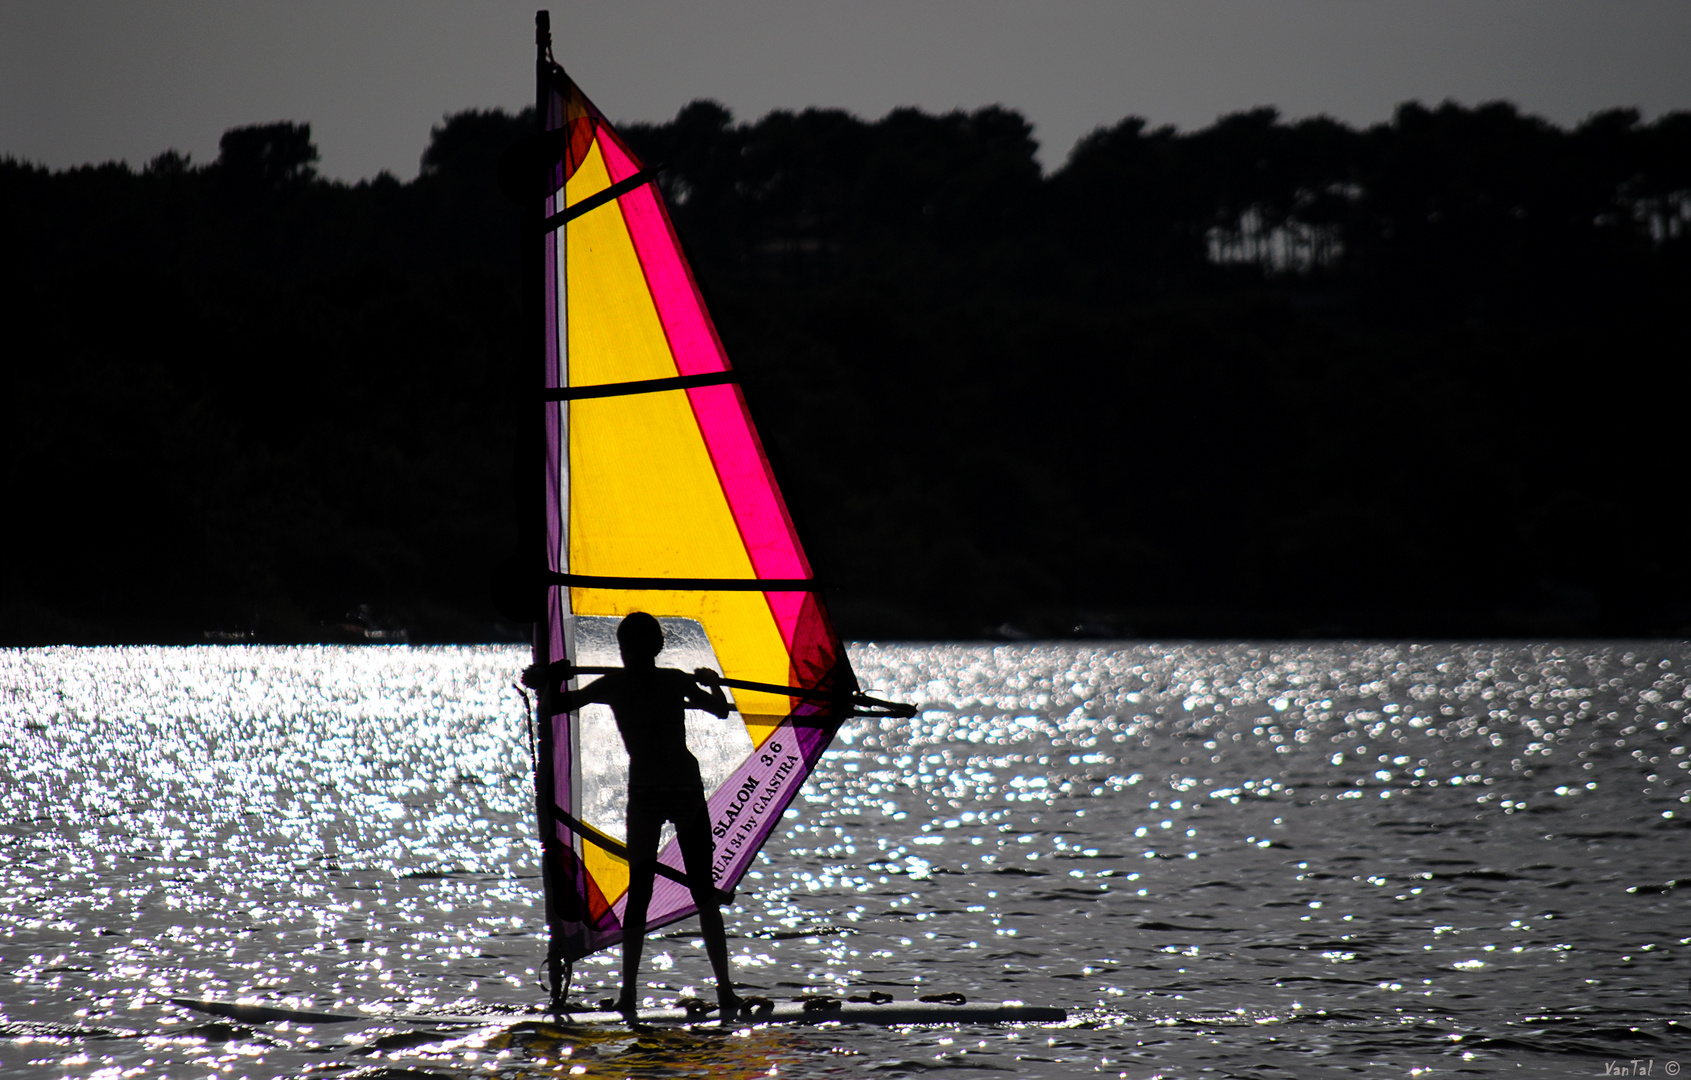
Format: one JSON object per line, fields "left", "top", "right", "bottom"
{"left": 529, "top": 7, "right": 568, "bottom": 1007}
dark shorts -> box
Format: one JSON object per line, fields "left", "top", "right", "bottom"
{"left": 625, "top": 784, "right": 711, "bottom": 861}
{"left": 623, "top": 784, "right": 718, "bottom": 909}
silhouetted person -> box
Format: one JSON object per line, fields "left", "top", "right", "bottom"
{"left": 525, "top": 612, "right": 739, "bottom": 1017}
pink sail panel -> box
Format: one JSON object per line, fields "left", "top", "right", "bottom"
{"left": 595, "top": 136, "right": 820, "bottom": 657}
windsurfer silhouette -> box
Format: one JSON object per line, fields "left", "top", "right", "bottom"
{"left": 524, "top": 612, "right": 741, "bottom": 1018}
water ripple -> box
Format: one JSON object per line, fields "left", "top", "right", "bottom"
{"left": 3, "top": 641, "right": 1687, "bottom": 1077}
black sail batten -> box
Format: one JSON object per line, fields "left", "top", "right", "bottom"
{"left": 543, "top": 371, "right": 738, "bottom": 402}
{"left": 552, "top": 807, "right": 650, "bottom": 868}
{"left": 549, "top": 572, "right": 819, "bottom": 591}
{"left": 540, "top": 167, "right": 662, "bottom": 232}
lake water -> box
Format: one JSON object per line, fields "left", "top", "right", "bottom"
{"left": 2, "top": 642, "right": 1687, "bottom": 1078}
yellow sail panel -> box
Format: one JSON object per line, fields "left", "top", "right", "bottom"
{"left": 564, "top": 140, "right": 678, "bottom": 385}
{"left": 566, "top": 402, "right": 793, "bottom": 720}
{"left": 581, "top": 841, "right": 630, "bottom": 911}
{"left": 566, "top": 392, "right": 742, "bottom": 574}
{"left": 564, "top": 137, "right": 792, "bottom": 722}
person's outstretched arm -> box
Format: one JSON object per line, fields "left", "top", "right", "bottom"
{"left": 520, "top": 659, "right": 573, "bottom": 694}
{"left": 688, "top": 669, "right": 732, "bottom": 719}
{"left": 521, "top": 660, "right": 612, "bottom": 714}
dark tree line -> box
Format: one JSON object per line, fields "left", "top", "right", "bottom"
{"left": 3, "top": 99, "right": 1688, "bottom": 643}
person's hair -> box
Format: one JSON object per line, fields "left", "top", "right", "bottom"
{"left": 616, "top": 612, "right": 664, "bottom": 661}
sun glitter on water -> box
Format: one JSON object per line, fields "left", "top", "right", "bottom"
{"left": 2, "top": 642, "right": 1687, "bottom": 1077}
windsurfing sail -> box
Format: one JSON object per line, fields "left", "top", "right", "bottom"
{"left": 517, "top": 13, "right": 909, "bottom": 991}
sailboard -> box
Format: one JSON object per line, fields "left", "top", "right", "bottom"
{"left": 512, "top": 12, "right": 913, "bottom": 1000}
{"left": 171, "top": 996, "right": 1067, "bottom": 1028}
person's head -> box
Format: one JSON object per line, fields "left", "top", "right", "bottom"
{"left": 617, "top": 612, "right": 664, "bottom": 666}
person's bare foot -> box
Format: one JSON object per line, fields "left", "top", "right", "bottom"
{"left": 716, "top": 989, "right": 742, "bottom": 1020}
{"left": 613, "top": 992, "right": 637, "bottom": 1016}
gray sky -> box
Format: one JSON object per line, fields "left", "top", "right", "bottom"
{"left": 4, "top": 1, "right": 1689, "bottom": 180}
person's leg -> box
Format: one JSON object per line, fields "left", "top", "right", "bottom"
{"left": 618, "top": 797, "right": 661, "bottom": 1013}
{"left": 676, "top": 797, "right": 738, "bottom": 1013}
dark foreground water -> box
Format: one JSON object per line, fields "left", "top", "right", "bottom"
{"left": 3, "top": 642, "right": 1687, "bottom": 1078}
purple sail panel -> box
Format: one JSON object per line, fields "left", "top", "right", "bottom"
{"left": 537, "top": 71, "right": 594, "bottom": 965}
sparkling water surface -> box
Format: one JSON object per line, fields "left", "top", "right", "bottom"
{"left": 3, "top": 642, "right": 1688, "bottom": 1077}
